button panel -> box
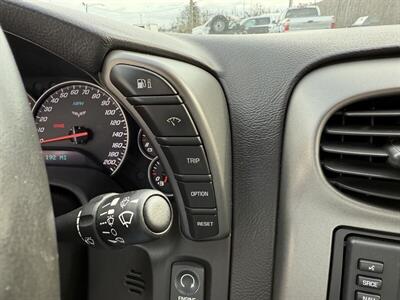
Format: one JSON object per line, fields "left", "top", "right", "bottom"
{"left": 111, "top": 64, "right": 222, "bottom": 240}
{"left": 105, "top": 53, "right": 231, "bottom": 299}
{"left": 340, "top": 236, "right": 400, "bottom": 300}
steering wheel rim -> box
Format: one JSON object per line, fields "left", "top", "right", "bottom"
{"left": 0, "top": 28, "right": 60, "bottom": 300}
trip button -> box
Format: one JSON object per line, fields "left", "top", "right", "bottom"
{"left": 356, "top": 291, "right": 381, "bottom": 300}
{"left": 161, "top": 145, "right": 210, "bottom": 175}
{"left": 178, "top": 182, "right": 216, "bottom": 208}
{"left": 188, "top": 214, "right": 219, "bottom": 239}
{"left": 358, "top": 259, "right": 384, "bottom": 274}
{"left": 110, "top": 65, "right": 176, "bottom": 96}
{"left": 357, "top": 275, "right": 382, "bottom": 290}
{"left": 136, "top": 105, "right": 198, "bottom": 137}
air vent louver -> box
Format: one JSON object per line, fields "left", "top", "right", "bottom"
{"left": 124, "top": 269, "right": 145, "bottom": 295}
{"left": 320, "top": 95, "right": 400, "bottom": 205}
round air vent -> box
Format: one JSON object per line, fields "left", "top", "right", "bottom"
{"left": 320, "top": 94, "right": 400, "bottom": 206}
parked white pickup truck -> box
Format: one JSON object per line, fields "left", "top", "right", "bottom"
{"left": 275, "top": 6, "right": 336, "bottom": 32}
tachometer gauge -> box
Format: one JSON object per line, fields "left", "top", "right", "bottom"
{"left": 138, "top": 129, "right": 157, "bottom": 159}
{"left": 33, "top": 81, "right": 129, "bottom": 175}
{"left": 148, "top": 158, "right": 173, "bottom": 196}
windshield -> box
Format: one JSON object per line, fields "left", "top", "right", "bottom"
{"left": 32, "top": 0, "right": 400, "bottom": 34}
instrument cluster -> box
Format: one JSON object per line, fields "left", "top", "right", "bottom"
{"left": 28, "top": 80, "right": 171, "bottom": 196}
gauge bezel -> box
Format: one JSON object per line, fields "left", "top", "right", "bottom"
{"left": 137, "top": 128, "right": 157, "bottom": 160}
{"left": 33, "top": 80, "right": 130, "bottom": 176}
{"left": 147, "top": 157, "right": 174, "bottom": 197}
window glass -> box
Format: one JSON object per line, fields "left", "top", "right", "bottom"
{"left": 31, "top": 0, "right": 400, "bottom": 34}
{"left": 286, "top": 8, "right": 319, "bottom": 18}
{"left": 256, "top": 17, "right": 271, "bottom": 25}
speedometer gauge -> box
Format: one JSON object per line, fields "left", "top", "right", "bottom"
{"left": 33, "top": 81, "right": 129, "bottom": 175}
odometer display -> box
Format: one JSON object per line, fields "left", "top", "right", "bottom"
{"left": 34, "top": 81, "right": 129, "bottom": 175}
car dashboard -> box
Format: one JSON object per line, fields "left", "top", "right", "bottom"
{"left": 1, "top": 2, "right": 400, "bottom": 300}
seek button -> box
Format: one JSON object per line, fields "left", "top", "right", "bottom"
{"left": 357, "top": 275, "right": 382, "bottom": 290}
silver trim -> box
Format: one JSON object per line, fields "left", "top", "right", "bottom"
{"left": 147, "top": 157, "right": 174, "bottom": 197}
{"left": 32, "top": 80, "right": 130, "bottom": 176}
{"left": 101, "top": 51, "right": 231, "bottom": 240}
{"left": 274, "top": 58, "right": 400, "bottom": 300}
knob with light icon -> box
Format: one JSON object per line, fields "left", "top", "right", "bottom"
{"left": 56, "top": 189, "right": 173, "bottom": 249}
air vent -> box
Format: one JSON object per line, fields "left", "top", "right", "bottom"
{"left": 320, "top": 95, "right": 400, "bottom": 206}
{"left": 124, "top": 269, "right": 145, "bottom": 295}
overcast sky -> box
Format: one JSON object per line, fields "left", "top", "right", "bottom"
{"left": 32, "top": 0, "right": 313, "bottom": 26}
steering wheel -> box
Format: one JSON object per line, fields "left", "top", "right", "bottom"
{"left": 0, "top": 29, "right": 60, "bottom": 299}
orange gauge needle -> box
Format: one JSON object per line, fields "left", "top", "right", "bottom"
{"left": 40, "top": 132, "right": 89, "bottom": 144}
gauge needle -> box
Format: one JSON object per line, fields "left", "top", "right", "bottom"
{"left": 163, "top": 176, "right": 169, "bottom": 184}
{"left": 40, "top": 132, "right": 89, "bottom": 144}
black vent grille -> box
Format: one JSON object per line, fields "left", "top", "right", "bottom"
{"left": 320, "top": 95, "right": 400, "bottom": 206}
{"left": 124, "top": 269, "right": 145, "bottom": 295}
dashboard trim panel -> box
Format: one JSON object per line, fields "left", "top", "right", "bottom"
{"left": 274, "top": 58, "right": 400, "bottom": 299}
{"left": 98, "top": 50, "right": 232, "bottom": 300}
{"left": 101, "top": 50, "right": 232, "bottom": 240}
